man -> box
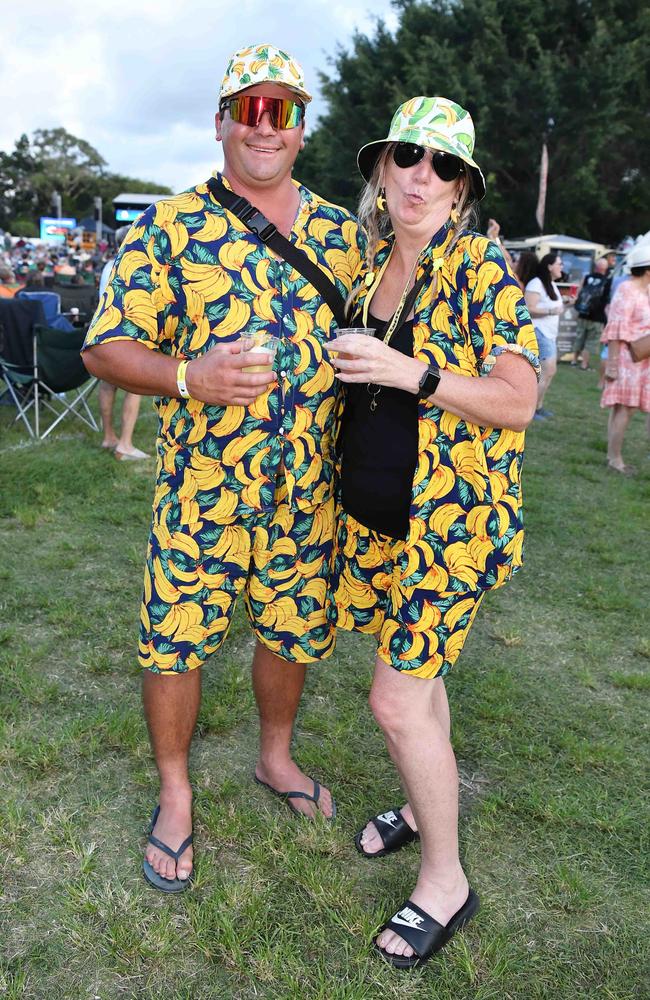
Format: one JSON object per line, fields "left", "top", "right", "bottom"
{"left": 96, "top": 226, "right": 149, "bottom": 460}
{"left": 82, "top": 43, "right": 365, "bottom": 892}
{"left": 572, "top": 256, "right": 611, "bottom": 370}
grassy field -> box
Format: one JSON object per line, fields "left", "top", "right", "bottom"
{"left": 0, "top": 365, "right": 648, "bottom": 1000}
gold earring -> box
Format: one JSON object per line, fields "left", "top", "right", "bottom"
{"left": 450, "top": 202, "right": 460, "bottom": 224}
{"left": 376, "top": 189, "right": 387, "bottom": 212}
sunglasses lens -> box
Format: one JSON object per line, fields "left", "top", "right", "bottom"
{"left": 392, "top": 143, "right": 424, "bottom": 168}
{"left": 392, "top": 143, "right": 463, "bottom": 182}
{"left": 225, "top": 97, "right": 256, "bottom": 126}
{"left": 432, "top": 152, "right": 462, "bottom": 181}
{"left": 225, "top": 96, "right": 303, "bottom": 129}
{"left": 275, "top": 100, "right": 304, "bottom": 128}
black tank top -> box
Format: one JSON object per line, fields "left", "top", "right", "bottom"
{"left": 339, "top": 313, "right": 419, "bottom": 540}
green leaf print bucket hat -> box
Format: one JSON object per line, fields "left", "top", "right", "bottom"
{"left": 357, "top": 96, "right": 486, "bottom": 199}
{"left": 220, "top": 43, "right": 312, "bottom": 104}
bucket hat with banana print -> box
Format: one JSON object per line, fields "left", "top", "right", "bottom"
{"left": 357, "top": 95, "right": 486, "bottom": 199}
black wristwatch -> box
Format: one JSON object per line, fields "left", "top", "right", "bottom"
{"left": 417, "top": 364, "right": 441, "bottom": 398}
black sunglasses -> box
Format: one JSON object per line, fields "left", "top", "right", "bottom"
{"left": 392, "top": 142, "right": 464, "bottom": 182}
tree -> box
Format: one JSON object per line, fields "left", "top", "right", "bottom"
{"left": 298, "top": 0, "right": 650, "bottom": 243}
{"left": 0, "top": 134, "right": 39, "bottom": 231}
{"left": 0, "top": 128, "right": 172, "bottom": 234}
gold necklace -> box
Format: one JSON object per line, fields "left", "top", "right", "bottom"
{"left": 362, "top": 253, "right": 419, "bottom": 412}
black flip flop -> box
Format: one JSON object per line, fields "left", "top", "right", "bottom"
{"left": 142, "top": 805, "right": 194, "bottom": 893}
{"left": 254, "top": 775, "right": 337, "bottom": 820}
{"left": 354, "top": 807, "right": 419, "bottom": 859}
{"left": 374, "top": 890, "right": 480, "bottom": 969}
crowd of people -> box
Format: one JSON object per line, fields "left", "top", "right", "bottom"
{"left": 0, "top": 231, "right": 113, "bottom": 297}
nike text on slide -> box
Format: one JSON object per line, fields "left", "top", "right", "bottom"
{"left": 391, "top": 907, "right": 427, "bottom": 931}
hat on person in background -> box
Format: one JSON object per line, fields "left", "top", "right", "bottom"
{"left": 625, "top": 242, "right": 650, "bottom": 271}
{"left": 219, "top": 43, "right": 311, "bottom": 104}
{"left": 357, "top": 95, "right": 486, "bottom": 199}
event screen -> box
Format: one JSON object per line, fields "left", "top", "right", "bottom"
{"left": 39, "top": 217, "right": 76, "bottom": 243}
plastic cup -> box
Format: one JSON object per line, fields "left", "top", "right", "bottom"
{"left": 240, "top": 332, "right": 280, "bottom": 373}
{"left": 326, "top": 327, "right": 376, "bottom": 360}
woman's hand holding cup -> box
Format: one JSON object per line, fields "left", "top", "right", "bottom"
{"left": 325, "top": 331, "right": 426, "bottom": 394}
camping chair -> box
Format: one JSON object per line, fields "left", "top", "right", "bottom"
{"left": 1, "top": 321, "right": 98, "bottom": 440}
{"left": 53, "top": 281, "right": 99, "bottom": 325}
{"left": 0, "top": 359, "right": 35, "bottom": 435}
{"left": 17, "top": 289, "right": 76, "bottom": 331}
{"left": 0, "top": 300, "right": 37, "bottom": 434}
{"left": 16, "top": 290, "right": 61, "bottom": 324}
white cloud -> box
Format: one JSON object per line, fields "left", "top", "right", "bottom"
{"left": 2, "top": 0, "right": 396, "bottom": 192}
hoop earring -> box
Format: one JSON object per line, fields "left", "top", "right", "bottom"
{"left": 450, "top": 202, "right": 460, "bottom": 224}
{"left": 376, "top": 189, "right": 387, "bottom": 212}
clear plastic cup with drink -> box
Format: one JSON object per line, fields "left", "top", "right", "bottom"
{"left": 325, "top": 326, "right": 376, "bottom": 359}
{"left": 240, "top": 331, "right": 281, "bottom": 373}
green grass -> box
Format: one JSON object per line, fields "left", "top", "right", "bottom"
{"left": 0, "top": 368, "right": 648, "bottom": 999}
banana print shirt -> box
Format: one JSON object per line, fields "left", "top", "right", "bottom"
{"left": 84, "top": 175, "right": 365, "bottom": 520}
{"left": 354, "top": 223, "right": 540, "bottom": 593}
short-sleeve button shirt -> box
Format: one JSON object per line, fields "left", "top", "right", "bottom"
{"left": 84, "top": 175, "right": 366, "bottom": 523}
{"left": 353, "top": 221, "right": 540, "bottom": 593}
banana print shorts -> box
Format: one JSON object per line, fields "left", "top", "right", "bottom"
{"left": 138, "top": 480, "right": 336, "bottom": 673}
{"left": 330, "top": 510, "right": 484, "bottom": 679}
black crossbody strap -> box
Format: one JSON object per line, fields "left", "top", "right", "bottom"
{"left": 206, "top": 176, "right": 347, "bottom": 328}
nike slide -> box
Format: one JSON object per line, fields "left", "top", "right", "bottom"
{"left": 142, "top": 805, "right": 194, "bottom": 893}
{"left": 374, "top": 890, "right": 480, "bottom": 969}
{"left": 354, "top": 807, "right": 419, "bottom": 859}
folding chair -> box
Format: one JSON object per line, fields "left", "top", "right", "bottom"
{"left": 0, "top": 357, "right": 35, "bottom": 435}
{"left": 0, "top": 297, "right": 40, "bottom": 433}
{"left": 1, "top": 324, "right": 99, "bottom": 439}
{"left": 17, "top": 290, "right": 75, "bottom": 331}
{"left": 16, "top": 290, "right": 61, "bottom": 324}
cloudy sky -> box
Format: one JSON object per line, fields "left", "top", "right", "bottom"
{"left": 2, "top": 0, "right": 397, "bottom": 194}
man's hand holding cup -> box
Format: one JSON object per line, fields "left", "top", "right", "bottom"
{"left": 185, "top": 334, "right": 278, "bottom": 406}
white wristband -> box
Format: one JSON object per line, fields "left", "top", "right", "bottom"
{"left": 176, "top": 359, "right": 190, "bottom": 398}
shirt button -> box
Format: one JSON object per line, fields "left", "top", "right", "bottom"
{"left": 280, "top": 370, "right": 287, "bottom": 378}
{"left": 278, "top": 427, "right": 285, "bottom": 435}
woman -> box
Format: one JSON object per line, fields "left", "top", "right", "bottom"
{"left": 524, "top": 252, "right": 565, "bottom": 420}
{"left": 326, "top": 96, "right": 539, "bottom": 970}
{"left": 514, "top": 250, "right": 539, "bottom": 292}
{"left": 600, "top": 242, "right": 650, "bottom": 474}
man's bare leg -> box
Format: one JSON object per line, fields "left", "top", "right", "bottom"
{"left": 252, "top": 640, "right": 334, "bottom": 818}
{"left": 142, "top": 668, "right": 200, "bottom": 881}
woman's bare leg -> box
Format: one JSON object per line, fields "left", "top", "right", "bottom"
{"left": 368, "top": 659, "right": 469, "bottom": 959}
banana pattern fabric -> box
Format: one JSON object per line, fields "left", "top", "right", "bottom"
{"left": 330, "top": 224, "right": 540, "bottom": 678}
{"left": 84, "top": 175, "right": 365, "bottom": 672}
